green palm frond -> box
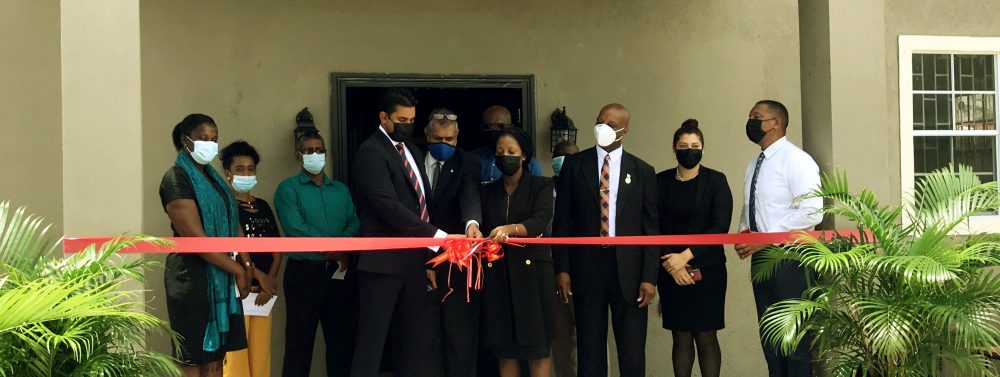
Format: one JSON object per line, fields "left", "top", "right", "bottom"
{"left": 750, "top": 245, "right": 802, "bottom": 283}
{"left": 760, "top": 298, "right": 825, "bottom": 356}
{"left": 0, "top": 202, "right": 180, "bottom": 377}
{"left": 758, "top": 165, "right": 1000, "bottom": 376}
{"left": 0, "top": 201, "right": 57, "bottom": 275}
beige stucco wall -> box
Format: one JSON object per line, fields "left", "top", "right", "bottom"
{"left": 139, "top": 1, "right": 800, "bottom": 375}
{"left": 0, "top": 0, "right": 62, "bottom": 233}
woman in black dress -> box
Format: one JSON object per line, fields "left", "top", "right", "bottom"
{"left": 481, "top": 129, "right": 556, "bottom": 377}
{"left": 656, "top": 119, "right": 733, "bottom": 377}
{"left": 219, "top": 141, "right": 281, "bottom": 377}
{"left": 159, "top": 114, "right": 268, "bottom": 377}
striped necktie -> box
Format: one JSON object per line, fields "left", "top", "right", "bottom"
{"left": 748, "top": 152, "right": 765, "bottom": 232}
{"left": 600, "top": 154, "right": 611, "bottom": 237}
{"left": 396, "top": 143, "right": 430, "bottom": 222}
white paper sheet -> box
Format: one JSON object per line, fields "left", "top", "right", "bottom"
{"left": 241, "top": 293, "right": 277, "bottom": 317}
{"left": 331, "top": 261, "right": 347, "bottom": 280}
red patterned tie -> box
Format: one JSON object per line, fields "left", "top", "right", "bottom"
{"left": 396, "top": 143, "right": 430, "bottom": 222}
{"left": 600, "top": 154, "right": 611, "bottom": 237}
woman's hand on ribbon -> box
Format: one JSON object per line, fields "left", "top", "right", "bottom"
{"left": 488, "top": 225, "right": 515, "bottom": 243}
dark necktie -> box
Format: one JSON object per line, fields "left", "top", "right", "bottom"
{"left": 432, "top": 161, "right": 442, "bottom": 192}
{"left": 748, "top": 152, "right": 765, "bottom": 232}
{"left": 600, "top": 154, "right": 611, "bottom": 237}
{"left": 395, "top": 143, "right": 429, "bottom": 222}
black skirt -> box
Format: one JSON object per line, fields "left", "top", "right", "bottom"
{"left": 164, "top": 253, "right": 248, "bottom": 364}
{"left": 657, "top": 264, "right": 727, "bottom": 332}
{"left": 482, "top": 255, "right": 557, "bottom": 360}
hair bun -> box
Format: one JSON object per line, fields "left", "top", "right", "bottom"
{"left": 682, "top": 119, "right": 699, "bottom": 129}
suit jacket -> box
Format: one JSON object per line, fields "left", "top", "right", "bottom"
{"left": 351, "top": 131, "right": 439, "bottom": 275}
{"left": 481, "top": 174, "right": 555, "bottom": 347}
{"left": 425, "top": 148, "right": 483, "bottom": 235}
{"left": 656, "top": 166, "right": 733, "bottom": 268}
{"left": 552, "top": 147, "right": 660, "bottom": 301}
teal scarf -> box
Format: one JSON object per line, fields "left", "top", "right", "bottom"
{"left": 175, "top": 152, "right": 242, "bottom": 352}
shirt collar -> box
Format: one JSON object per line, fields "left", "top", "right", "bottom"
{"left": 297, "top": 170, "right": 333, "bottom": 186}
{"left": 597, "top": 146, "right": 624, "bottom": 162}
{"left": 761, "top": 136, "right": 789, "bottom": 159}
{"left": 379, "top": 126, "right": 399, "bottom": 146}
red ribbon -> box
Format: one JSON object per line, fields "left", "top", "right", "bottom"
{"left": 62, "top": 230, "right": 868, "bottom": 255}
{"left": 63, "top": 230, "right": 868, "bottom": 303}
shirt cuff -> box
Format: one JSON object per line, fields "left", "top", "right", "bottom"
{"left": 465, "top": 220, "right": 480, "bottom": 233}
{"left": 428, "top": 229, "right": 448, "bottom": 253}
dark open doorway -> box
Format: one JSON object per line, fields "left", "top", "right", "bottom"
{"left": 329, "top": 73, "right": 535, "bottom": 181}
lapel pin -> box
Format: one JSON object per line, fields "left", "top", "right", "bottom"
{"left": 625, "top": 173, "right": 632, "bottom": 184}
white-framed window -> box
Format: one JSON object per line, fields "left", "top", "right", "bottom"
{"left": 899, "top": 36, "right": 1000, "bottom": 233}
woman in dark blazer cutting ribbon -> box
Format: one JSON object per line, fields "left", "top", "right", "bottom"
{"left": 480, "top": 129, "right": 556, "bottom": 377}
{"left": 656, "top": 119, "right": 733, "bottom": 377}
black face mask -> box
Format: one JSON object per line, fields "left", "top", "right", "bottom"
{"left": 675, "top": 149, "right": 703, "bottom": 169}
{"left": 388, "top": 122, "right": 415, "bottom": 143}
{"left": 495, "top": 155, "right": 522, "bottom": 176}
{"left": 745, "top": 118, "right": 768, "bottom": 144}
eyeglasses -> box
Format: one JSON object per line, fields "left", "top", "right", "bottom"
{"left": 431, "top": 113, "right": 458, "bottom": 121}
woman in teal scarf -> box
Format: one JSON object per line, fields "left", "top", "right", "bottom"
{"left": 160, "top": 114, "right": 261, "bottom": 377}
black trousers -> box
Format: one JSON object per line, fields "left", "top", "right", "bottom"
{"left": 351, "top": 270, "right": 435, "bottom": 377}
{"left": 282, "top": 259, "right": 358, "bottom": 377}
{"left": 573, "top": 249, "right": 647, "bottom": 377}
{"left": 751, "top": 257, "right": 813, "bottom": 377}
{"left": 431, "top": 267, "right": 482, "bottom": 377}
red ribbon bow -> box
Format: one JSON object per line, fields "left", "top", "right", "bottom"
{"left": 427, "top": 238, "right": 508, "bottom": 302}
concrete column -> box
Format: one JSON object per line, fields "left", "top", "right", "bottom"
{"left": 800, "top": 0, "right": 892, "bottom": 228}
{"left": 61, "top": 0, "right": 143, "bottom": 237}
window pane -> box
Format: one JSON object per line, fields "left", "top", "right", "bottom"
{"left": 914, "top": 136, "right": 953, "bottom": 173}
{"left": 956, "top": 55, "right": 995, "bottom": 91}
{"left": 954, "top": 136, "right": 996, "bottom": 176}
{"left": 955, "top": 94, "right": 997, "bottom": 130}
{"left": 915, "top": 135, "right": 997, "bottom": 179}
{"left": 913, "top": 94, "right": 952, "bottom": 130}
{"left": 913, "top": 54, "right": 951, "bottom": 91}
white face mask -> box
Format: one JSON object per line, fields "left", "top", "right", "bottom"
{"left": 186, "top": 136, "right": 219, "bottom": 165}
{"left": 302, "top": 153, "right": 326, "bottom": 175}
{"left": 594, "top": 123, "right": 624, "bottom": 148}
{"left": 231, "top": 175, "right": 257, "bottom": 193}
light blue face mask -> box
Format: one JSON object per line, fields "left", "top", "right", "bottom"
{"left": 302, "top": 153, "right": 326, "bottom": 174}
{"left": 551, "top": 155, "right": 566, "bottom": 176}
{"left": 231, "top": 175, "right": 257, "bottom": 193}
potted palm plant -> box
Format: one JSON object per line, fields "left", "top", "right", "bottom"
{"left": 0, "top": 201, "right": 181, "bottom": 377}
{"left": 752, "top": 165, "right": 1000, "bottom": 376}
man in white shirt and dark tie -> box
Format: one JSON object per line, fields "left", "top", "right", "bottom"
{"left": 734, "top": 100, "right": 822, "bottom": 377}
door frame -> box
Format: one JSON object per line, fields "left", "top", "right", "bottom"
{"left": 329, "top": 72, "right": 536, "bottom": 181}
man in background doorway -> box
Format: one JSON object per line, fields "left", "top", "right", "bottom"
{"left": 551, "top": 140, "right": 579, "bottom": 191}
{"left": 472, "top": 105, "right": 543, "bottom": 185}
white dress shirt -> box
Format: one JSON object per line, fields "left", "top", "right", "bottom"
{"left": 424, "top": 152, "right": 479, "bottom": 232}
{"left": 596, "top": 146, "right": 624, "bottom": 237}
{"left": 379, "top": 126, "right": 447, "bottom": 249}
{"left": 738, "top": 137, "right": 823, "bottom": 233}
